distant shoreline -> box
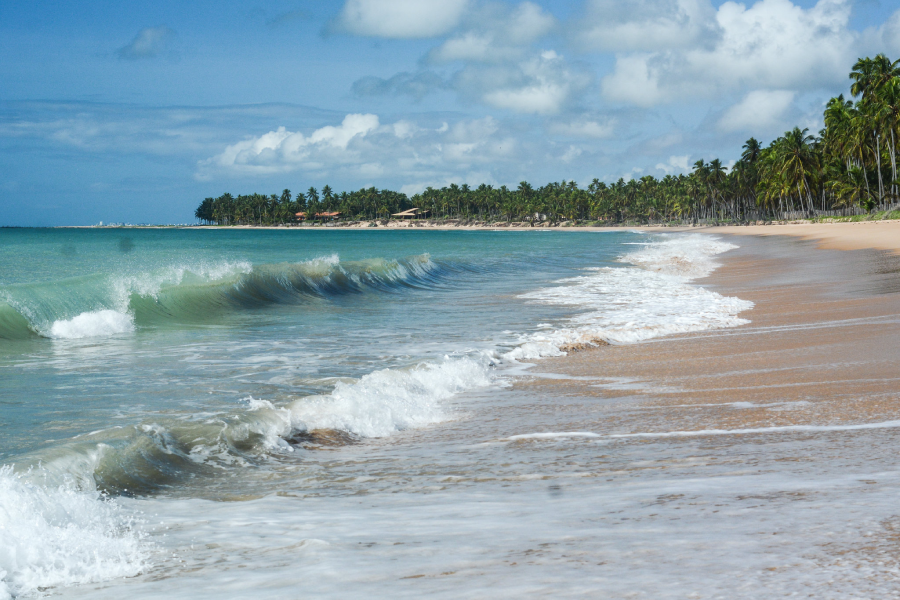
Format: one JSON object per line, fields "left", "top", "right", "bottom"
{"left": 16, "top": 218, "right": 900, "bottom": 256}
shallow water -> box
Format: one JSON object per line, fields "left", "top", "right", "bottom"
{"left": 0, "top": 228, "right": 752, "bottom": 598}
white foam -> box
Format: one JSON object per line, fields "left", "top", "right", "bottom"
{"left": 506, "top": 432, "right": 602, "bottom": 441}
{"left": 48, "top": 310, "right": 135, "bottom": 339}
{"left": 0, "top": 466, "right": 146, "bottom": 599}
{"left": 287, "top": 357, "right": 494, "bottom": 438}
{"left": 610, "top": 419, "right": 900, "bottom": 439}
{"left": 198, "top": 357, "right": 496, "bottom": 457}
{"left": 507, "top": 234, "right": 753, "bottom": 359}
{"left": 623, "top": 234, "right": 736, "bottom": 279}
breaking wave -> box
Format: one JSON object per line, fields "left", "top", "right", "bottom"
{"left": 0, "top": 466, "right": 147, "bottom": 600}
{"left": 0, "top": 254, "right": 442, "bottom": 340}
{"left": 10, "top": 355, "right": 496, "bottom": 498}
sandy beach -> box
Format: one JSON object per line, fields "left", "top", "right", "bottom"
{"left": 706, "top": 220, "right": 900, "bottom": 253}
{"left": 506, "top": 226, "right": 900, "bottom": 592}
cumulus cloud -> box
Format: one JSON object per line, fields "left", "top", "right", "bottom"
{"left": 560, "top": 145, "right": 583, "bottom": 162}
{"left": 875, "top": 9, "right": 900, "bottom": 55}
{"left": 351, "top": 71, "right": 447, "bottom": 100}
{"left": 427, "top": 2, "right": 555, "bottom": 63}
{"left": 196, "top": 113, "right": 526, "bottom": 181}
{"left": 117, "top": 26, "right": 177, "bottom": 60}
{"left": 600, "top": 0, "right": 856, "bottom": 106}
{"left": 349, "top": 2, "right": 572, "bottom": 113}
{"left": 718, "top": 90, "right": 796, "bottom": 132}
{"left": 198, "top": 114, "right": 380, "bottom": 176}
{"left": 601, "top": 54, "right": 665, "bottom": 107}
{"left": 335, "top": 0, "right": 469, "bottom": 38}
{"left": 456, "top": 50, "right": 590, "bottom": 114}
{"left": 655, "top": 155, "right": 691, "bottom": 174}
{"left": 577, "top": 0, "right": 717, "bottom": 51}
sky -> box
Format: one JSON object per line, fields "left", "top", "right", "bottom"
{"left": 1, "top": 0, "right": 899, "bottom": 225}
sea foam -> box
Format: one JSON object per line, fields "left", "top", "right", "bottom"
{"left": 287, "top": 356, "right": 494, "bottom": 438}
{"left": 507, "top": 234, "right": 753, "bottom": 359}
{"left": 0, "top": 466, "right": 146, "bottom": 599}
{"left": 221, "top": 357, "right": 495, "bottom": 454}
{"left": 48, "top": 310, "right": 135, "bottom": 339}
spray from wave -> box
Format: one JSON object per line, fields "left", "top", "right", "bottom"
{"left": 0, "top": 466, "right": 147, "bottom": 600}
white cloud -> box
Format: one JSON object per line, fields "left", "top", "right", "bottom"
{"left": 655, "top": 155, "right": 691, "bottom": 174}
{"left": 430, "top": 32, "right": 515, "bottom": 63}
{"left": 577, "top": 0, "right": 717, "bottom": 51}
{"left": 445, "top": 116, "right": 499, "bottom": 143}
{"left": 600, "top": 0, "right": 856, "bottom": 106}
{"left": 347, "top": 2, "right": 572, "bottom": 114}
{"left": 458, "top": 50, "right": 590, "bottom": 114}
{"left": 601, "top": 54, "right": 664, "bottom": 107}
{"left": 197, "top": 114, "right": 525, "bottom": 180}
{"left": 392, "top": 120, "right": 418, "bottom": 138}
{"left": 696, "top": 0, "right": 853, "bottom": 89}
{"left": 506, "top": 2, "right": 556, "bottom": 44}
{"left": 561, "top": 145, "right": 583, "bottom": 162}
{"left": 548, "top": 118, "right": 616, "bottom": 139}
{"left": 117, "top": 26, "right": 177, "bottom": 60}
{"left": 718, "top": 90, "right": 796, "bottom": 132}
{"left": 199, "top": 114, "right": 380, "bottom": 176}
{"left": 622, "top": 167, "right": 644, "bottom": 181}
{"left": 336, "top": 0, "right": 469, "bottom": 39}
{"left": 875, "top": 9, "right": 900, "bottom": 55}
{"left": 428, "top": 1, "right": 554, "bottom": 63}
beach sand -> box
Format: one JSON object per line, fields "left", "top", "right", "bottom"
{"left": 706, "top": 220, "right": 900, "bottom": 253}
{"left": 530, "top": 232, "right": 900, "bottom": 431}
{"left": 508, "top": 230, "right": 900, "bottom": 593}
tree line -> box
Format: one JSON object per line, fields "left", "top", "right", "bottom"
{"left": 196, "top": 55, "right": 900, "bottom": 226}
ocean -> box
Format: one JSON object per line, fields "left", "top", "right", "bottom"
{"left": 0, "top": 228, "right": 751, "bottom": 599}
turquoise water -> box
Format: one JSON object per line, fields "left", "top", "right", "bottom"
{"left": 0, "top": 228, "right": 757, "bottom": 599}
{"left": 0, "top": 228, "right": 627, "bottom": 472}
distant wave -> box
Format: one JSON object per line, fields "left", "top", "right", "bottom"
{"left": 0, "top": 254, "right": 443, "bottom": 340}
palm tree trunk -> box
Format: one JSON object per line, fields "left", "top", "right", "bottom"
{"left": 875, "top": 132, "right": 885, "bottom": 208}
{"left": 890, "top": 128, "right": 897, "bottom": 204}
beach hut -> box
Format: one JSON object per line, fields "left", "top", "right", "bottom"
{"left": 391, "top": 208, "right": 429, "bottom": 220}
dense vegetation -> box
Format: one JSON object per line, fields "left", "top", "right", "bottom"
{"left": 196, "top": 55, "right": 900, "bottom": 226}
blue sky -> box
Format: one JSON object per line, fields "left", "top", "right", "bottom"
{"left": 1, "top": 0, "right": 899, "bottom": 225}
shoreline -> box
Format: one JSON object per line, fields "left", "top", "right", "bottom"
{"left": 510, "top": 231, "right": 900, "bottom": 588}
{"left": 43, "top": 218, "right": 900, "bottom": 255}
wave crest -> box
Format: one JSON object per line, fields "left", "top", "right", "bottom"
{"left": 0, "top": 254, "right": 441, "bottom": 340}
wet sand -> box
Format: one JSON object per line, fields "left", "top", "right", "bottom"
{"left": 530, "top": 234, "right": 900, "bottom": 432}
{"left": 513, "top": 233, "right": 900, "bottom": 593}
